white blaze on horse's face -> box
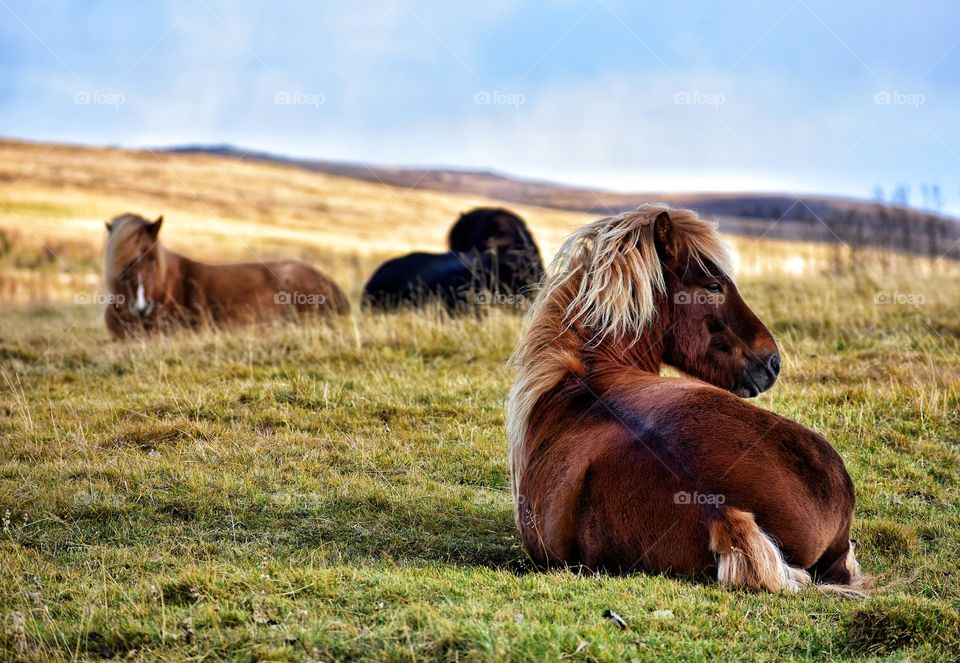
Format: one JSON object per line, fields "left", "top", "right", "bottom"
{"left": 130, "top": 272, "right": 154, "bottom": 317}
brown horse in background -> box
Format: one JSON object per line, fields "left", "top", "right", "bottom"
{"left": 103, "top": 213, "right": 349, "bottom": 339}
{"left": 507, "top": 204, "right": 871, "bottom": 594}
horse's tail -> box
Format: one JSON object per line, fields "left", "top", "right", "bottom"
{"left": 708, "top": 507, "right": 809, "bottom": 592}
{"left": 708, "top": 507, "right": 872, "bottom": 596}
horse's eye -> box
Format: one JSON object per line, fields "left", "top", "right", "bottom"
{"left": 705, "top": 283, "right": 723, "bottom": 294}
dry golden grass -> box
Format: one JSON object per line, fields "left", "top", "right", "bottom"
{"left": 3, "top": 137, "right": 952, "bottom": 306}
{"left": 0, "top": 138, "right": 592, "bottom": 302}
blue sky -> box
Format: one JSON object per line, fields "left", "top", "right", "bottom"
{"left": 2, "top": 0, "right": 959, "bottom": 212}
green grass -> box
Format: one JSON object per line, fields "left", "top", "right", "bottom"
{"left": 1, "top": 275, "right": 959, "bottom": 661}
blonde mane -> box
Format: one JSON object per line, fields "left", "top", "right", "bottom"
{"left": 105, "top": 214, "right": 165, "bottom": 285}
{"left": 506, "top": 204, "right": 733, "bottom": 514}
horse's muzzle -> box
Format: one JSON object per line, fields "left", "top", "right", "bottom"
{"left": 736, "top": 352, "right": 780, "bottom": 397}
{"left": 130, "top": 301, "right": 155, "bottom": 318}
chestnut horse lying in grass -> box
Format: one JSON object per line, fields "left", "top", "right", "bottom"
{"left": 103, "top": 213, "right": 349, "bottom": 339}
{"left": 507, "top": 204, "right": 870, "bottom": 594}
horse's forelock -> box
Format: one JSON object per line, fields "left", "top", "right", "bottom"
{"left": 666, "top": 207, "right": 734, "bottom": 280}
{"left": 105, "top": 215, "right": 163, "bottom": 284}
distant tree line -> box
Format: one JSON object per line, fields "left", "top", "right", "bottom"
{"left": 725, "top": 184, "right": 960, "bottom": 273}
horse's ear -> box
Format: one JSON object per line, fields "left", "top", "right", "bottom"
{"left": 653, "top": 211, "right": 676, "bottom": 260}
{"left": 105, "top": 221, "right": 113, "bottom": 233}
{"left": 147, "top": 216, "right": 163, "bottom": 238}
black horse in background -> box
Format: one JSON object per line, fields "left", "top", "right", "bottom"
{"left": 363, "top": 207, "right": 545, "bottom": 313}
{"left": 447, "top": 207, "right": 541, "bottom": 256}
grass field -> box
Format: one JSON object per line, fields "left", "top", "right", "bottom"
{"left": 1, "top": 140, "right": 960, "bottom": 660}
{"left": 1, "top": 274, "right": 959, "bottom": 661}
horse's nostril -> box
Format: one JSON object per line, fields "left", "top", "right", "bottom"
{"left": 768, "top": 352, "right": 781, "bottom": 377}
{"left": 740, "top": 352, "right": 780, "bottom": 397}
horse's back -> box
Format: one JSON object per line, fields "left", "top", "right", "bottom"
{"left": 362, "top": 252, "right": 484, "bottom": 310}
{"left": 607, "top": 375, "right": 854, "bottom": 537}
{"left": 266, "top": 260, "right": 350, "bottom": 314}
{"left": 191, "top": 258, "right": 348, "bottom": 317}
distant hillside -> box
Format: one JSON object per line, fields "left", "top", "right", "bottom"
{"left": 2, "top": 136, "right": 957, "bottom": 304}
{"left": 168, "top": 144, "right": 960, "bottom": 259}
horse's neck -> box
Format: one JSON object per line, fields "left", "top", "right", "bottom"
{"left": 581, "top": 298, "right": 669, "bottom": 376}
{"left": 159, "top": 250, "right": 190, "bottom": 302}
{"left": 582, "top": 330, "right": 664, "bottom": 376}
{"left": 507, "top": 299, "right": 668, "bottom": 501}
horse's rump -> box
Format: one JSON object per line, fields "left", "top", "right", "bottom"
{"left": 516, "top": 355, "right": 859, "bottom": 590}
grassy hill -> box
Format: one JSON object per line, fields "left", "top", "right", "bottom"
{"left": 2, "top": 137, "right": 954, "bottom": 307}
{"left": 1, "top": 138, "right": 959, "bottom": 660}
{"left": 170, "top": 144, "right": 960, "bottom": 260}
{"left": 0, "top": 137, "right": 592, "bottom": 304}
